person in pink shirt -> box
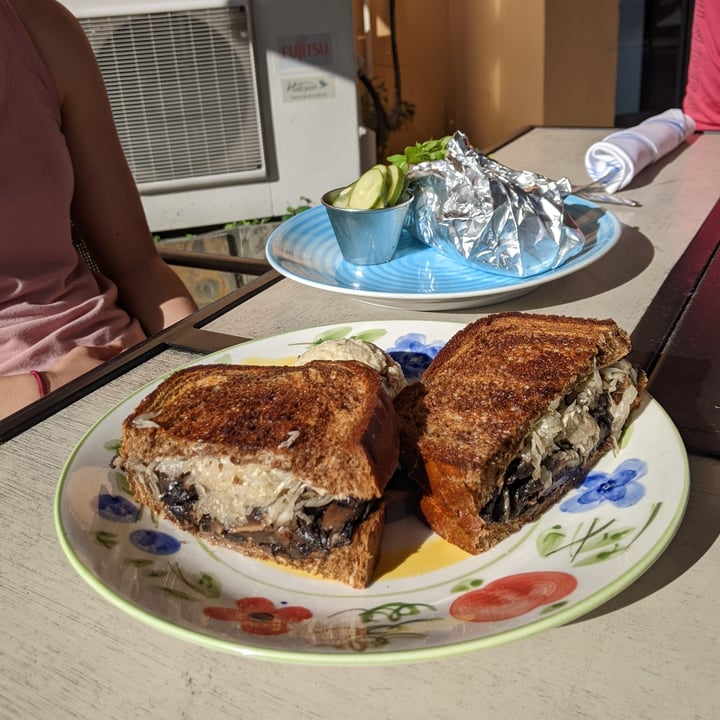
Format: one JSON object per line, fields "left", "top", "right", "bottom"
{"left": 683, "top": 0, "right": 720, "bottom": 131}
{"left": 1, "top": 0, "right": 198, "bottom": 420}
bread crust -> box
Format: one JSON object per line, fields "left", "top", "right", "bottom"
{"left": 197, "top": 502, "right": 387, "bottom": 589}
{"left": 120, "top": 361, "right": 399, "bottom": 499}
{"left": 394, "top": 312, "right": 643, "bottom": 554}
{"left": 126, "top": 457, "right": 386, "bottom": 588}
{"left": 117, "top": 361, "right": 399, "bottom": 588}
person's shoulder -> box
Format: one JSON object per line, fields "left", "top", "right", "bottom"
{"left": 11, "top": 0, "right": 84, "bottom": 39}
{"left": 11, "top": 0, "right": 96, "bottom": 101}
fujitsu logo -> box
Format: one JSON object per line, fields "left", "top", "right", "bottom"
{"left": 280, "top": 35, "right": 330, "bottom": 61}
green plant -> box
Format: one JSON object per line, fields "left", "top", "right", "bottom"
{"left": 387, "top": 136, "right": 451, "bottom": 173}
{"left": 356, "top": 0, "right": 415, "bottom": 158}
{"left": 359, "top": 77, "right": 415, "bottom": 157}
{"left": 281, "top": 196, "right": 313, "bottom": 221}
{"left": 223, "top": 218, "right": 271, "bottom": 229}
{"left": 223, "top": 196, "right": 313, "bottom": 228}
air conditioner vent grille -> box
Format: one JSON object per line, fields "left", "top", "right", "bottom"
{"left": 79, "top": 4, "right": 266, "bottom": 188}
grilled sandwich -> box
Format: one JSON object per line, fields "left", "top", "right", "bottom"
{"left": 115, "top": 361, "right": 400, "bottom": 588}
{"left": 394, "top": 312, "right": 647, "bottom": 554}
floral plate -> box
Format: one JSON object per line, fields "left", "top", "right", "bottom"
{"left": 55, "top": 321, "right": 689, "bottom": 665}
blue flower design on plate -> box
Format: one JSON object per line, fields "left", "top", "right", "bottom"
{"left": 387, "top": 333, "right": 445, "bottom": 380}
{"left": 129, "top": 529, "right": 182, "bottom": 555}
{"left": 560, "top": 458, "right": 648, "bottom": 513}
{"left": 97, "top": 494, "right": 138, "bottom": 522}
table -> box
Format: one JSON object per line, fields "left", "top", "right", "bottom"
{"left": 2, "top": 128, "right": 719, "bottom": 720}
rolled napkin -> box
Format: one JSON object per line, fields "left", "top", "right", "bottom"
{"left": 584, "top": 108, "right": 696, "bottom": 193}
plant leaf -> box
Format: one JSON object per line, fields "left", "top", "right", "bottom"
{"left": 574, "top": 546, "right": 624, "bottom": 566}
{"left": 579, "top": 528, "right": 633, "bottom": 552}
{"left": 450, "top": 578, "right": 483, "bottom": 593}
{"left": 351, "top": 329, "right": 387, "bottom": 343}
{"left": 312, "top": 327, "right": 353, "bottom": 343}
{"left": 537, "top": 525, "right": 566, "bottom": 556}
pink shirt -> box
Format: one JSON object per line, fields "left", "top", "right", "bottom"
{"left": 683, "top": 0, "right": 720, "bottom": 131}
{"left": 0, "top": 0, "right": 145, "bottom": 375}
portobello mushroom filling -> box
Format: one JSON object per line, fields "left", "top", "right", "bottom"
{"left": 480, "top": 359, "right": 641, "bottom": 523}
{"left": 120, "top": 457, "right": 374, "bottom": 560}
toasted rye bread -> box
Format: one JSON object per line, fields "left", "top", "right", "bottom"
{"left": 181, "top": 500, "right": 387, "bottom": 590}
{"left": 394, "top": 312, "right": 646, "bottom": 554}
{"left": 120, "top": 361, "right": 398, "bottom": 499}
{"left": 117, "top": 361, "right": 400, "bottom": 588}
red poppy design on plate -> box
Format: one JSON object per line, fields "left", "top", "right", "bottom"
{"left": 449, "top": 571, "right": 577, "bottom": 622}
{"left": 203, "top": 596, "right": 312, "bottom": 635}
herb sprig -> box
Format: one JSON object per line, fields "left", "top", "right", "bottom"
{"left": 387, "top": 136, "right": 451, "bottom": 173}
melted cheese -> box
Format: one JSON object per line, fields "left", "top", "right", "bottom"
{"left": 517, "top": 359, "right": 639, "bottom": 483}
{"left": 128, "top": 456, "right": 332, "bottom": 529}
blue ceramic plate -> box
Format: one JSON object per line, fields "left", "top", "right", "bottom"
{"left": 266, "top": 196, "right": 622, "bottom": 310}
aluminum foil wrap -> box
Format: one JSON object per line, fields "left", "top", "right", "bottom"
{"left": 404, "top": 132, "right": 586, "bottom": 277}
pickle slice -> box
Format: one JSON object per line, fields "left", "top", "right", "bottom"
{"left": 385, "top": 164, "right": 406, "bottom": 205}
{"left": 348, "top": 167, "right": 387, "bottom": 209}
{"left": 331, "top": 184, "right": 354, "bottom": 208}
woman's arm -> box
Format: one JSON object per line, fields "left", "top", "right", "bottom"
{"left": 15, "top": 0, "right": 198, "bottom": 335}
{"left": 0, "top": 344, "right": 123, "bottom": 421}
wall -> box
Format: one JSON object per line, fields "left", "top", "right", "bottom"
{"left": 355, "top": 0, "right": 618, "bottom": 155}
{"left": 354, "top": 0, "right": 450, "bottom": 158}
{"left": 543, "top": 0, "right": 619, "bottom": 127}
{"left": 448, "top": 0, "right": 547, "bottom": 150}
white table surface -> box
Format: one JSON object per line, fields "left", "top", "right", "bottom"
{"left": 205, "top": 127, "right": 720, "bottom": 340}
{"left": 2, "top": 128, "right": 719, "bottom": 720}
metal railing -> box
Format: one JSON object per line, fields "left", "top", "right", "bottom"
{"left": 157, "top": 247, "right": 271, "bottom": 275}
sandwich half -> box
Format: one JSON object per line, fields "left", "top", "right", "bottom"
{"left": 115, "top": 361, "right": 400, "bottom": 588}
{"left": 394, "top": 312, "right": 647, "bottom": 554}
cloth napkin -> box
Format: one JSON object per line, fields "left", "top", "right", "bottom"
{"left": 584, "top": 108, "right": 696, "bottom": 193}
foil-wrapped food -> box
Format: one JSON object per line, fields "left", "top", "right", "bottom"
{"left": 403, "top": 131, "right": 586, "bottom": 278}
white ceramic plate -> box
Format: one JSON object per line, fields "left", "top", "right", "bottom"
{"left": 265, "top": 197, "right": 622, "bottom": 310}
{"left": 55, "top": 321, "right": 688, "bottom": 665}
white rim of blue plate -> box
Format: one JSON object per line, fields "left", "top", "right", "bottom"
{"left": 265, "top": 197, "right": 621, "bottom": 303}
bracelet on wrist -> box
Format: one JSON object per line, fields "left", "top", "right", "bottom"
{"left": 30, "top": 370, "right": 46, "bottom": 398}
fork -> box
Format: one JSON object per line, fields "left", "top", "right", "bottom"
{"left": 570, "top": 168, "right": 641, "bottom": 207}
{"left": 572, "top": 167, "right": 621, "bottom": 194}
{"left": 575, "top": 191, "right": 641, "bottom": 207}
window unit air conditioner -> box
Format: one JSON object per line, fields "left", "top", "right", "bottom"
{"left": 60, "top": 0, "right": 362, "bottom": 232}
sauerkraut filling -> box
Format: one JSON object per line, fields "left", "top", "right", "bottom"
{"left": 481, "top": 359, "right": 641, "bottom": 523}
{"left": 121, "top": 457, "right": 373, "bottom": 559}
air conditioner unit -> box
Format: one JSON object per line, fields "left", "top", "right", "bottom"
{"left": 60, "top": 0, "right": 363, "bottom": 232}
